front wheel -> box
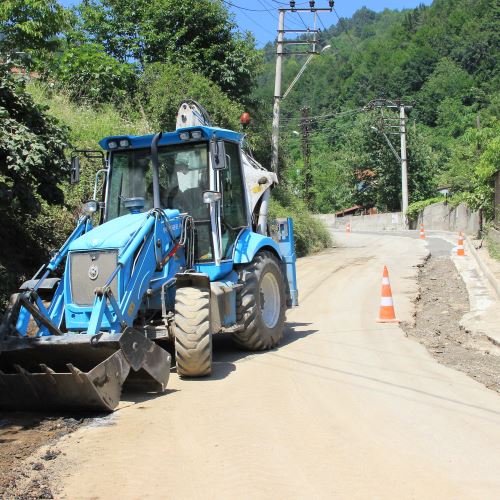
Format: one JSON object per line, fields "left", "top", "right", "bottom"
{"left": 233, "top": 251, "right": 286, "bottom": 350}
{"left": 174, "top": 287, "right": 212, "bottom": 377}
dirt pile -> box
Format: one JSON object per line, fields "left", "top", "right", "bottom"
{"left": 403, "top": 255, "right": 500, "bottom": 392}
{"left": 0, "top": 414, "right": 82, "bottom": 499}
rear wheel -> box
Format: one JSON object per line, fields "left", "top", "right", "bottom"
{"left": 174, "top": 287, "right": 212, "bottom": 377}
{"left": 233, "top": 251, "right": 286, "bottom": 350}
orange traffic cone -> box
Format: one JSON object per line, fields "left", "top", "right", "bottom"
{"left": 377, "top": 266, "right": 399, "bottom": 323}
{"left": 457, "top": 232, "right": 465, "bottom": 256}
{"left": 419, "top": 224, "right": 425, "bottom": 239}
{"left": 346, "top": 222, "right": 351, "bottom": 233}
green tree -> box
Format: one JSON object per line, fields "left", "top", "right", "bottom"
{"left": 0, "top": 0, "right": 67, "bottom": 67}
{"left": 75, "top": 0, "right": 260, "bottom": 101}
{"left": 55, "top": 43, "right": 137, "bottom": 105}
{"left": 0, "top": 63, "right": 68, "bottom": 215}
{"left": 417, "top": 58, "right": 474, "bottom": 125}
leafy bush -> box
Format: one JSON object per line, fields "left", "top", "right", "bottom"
{"left": 269, "top": 191, "right": 332, "bottom": 257}
{"left": 0, "top": 64, "right": 68, "bottom": 215}
{"left": 139, "top": 62, "right": 243, "bottom": 131}
{"left": 55, "top": 43, "right": 137, "bottom": 105}
{"left": 405, "top": 196, "right": 446, "bottom": 220}
{"left": 0, "top": 65, "right": 69, "bottom": 311}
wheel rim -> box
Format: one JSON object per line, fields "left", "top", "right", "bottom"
{"left": 260, "top": 271, "right": 281, "bottom": 329}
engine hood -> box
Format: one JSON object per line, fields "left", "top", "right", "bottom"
{"left": 68, "top": 210, "right": 181, "bottom": 252}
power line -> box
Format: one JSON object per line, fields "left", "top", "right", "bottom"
{"left": 318, "top": 13, "right": 328, "bottom": 31}
{"left": 227, "top": 3, "right": 277, "bottom": 37}
{"left": 260, "top": 0, "right": 308, "bottom": 30}
{"left": 280, "top": 108, "right": 364, "bottom": 123}
{"left": 296, "top": 11, "right": 309, "bottom": 29}
{"left": 257, "top": 0, "right": 278, "bottom": 20}
{"left": 333, "top": 7, "right": 361, "bottom": 54}
{"left": 271, "top": 0, "right": 310, "bottom": 5}
{"left": 223, "top": 1, "right": 273, "bottom": 12}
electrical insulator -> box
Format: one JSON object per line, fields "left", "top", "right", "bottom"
{"left": 290, "top": 1, "right": 295, "bottom": 8}
{"left": 309, "top": 1, "right": 315, "bottom": 8}
{"left": 329, "top": 0, "right": 334, "bottom": 8}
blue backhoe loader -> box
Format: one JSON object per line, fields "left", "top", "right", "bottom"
{"left": 0, "top": 102, "right": 298, "bottom": 411}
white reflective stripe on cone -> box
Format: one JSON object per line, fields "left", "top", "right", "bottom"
{"left": 380, "top": 297, "right": 393, "bottom": 306}
{"left": 382, "top": 277, "right": 390, "bottom": 285}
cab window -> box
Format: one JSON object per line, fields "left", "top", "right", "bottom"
{"left": 220, "top": 142, "right": 247, "bottom": 259}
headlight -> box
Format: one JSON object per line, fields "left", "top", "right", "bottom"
{"left": 108, "top": 140, "right": 118, "bottom": 149}
{"left": 119, "top": 139, "right": 130, "bottom": 148}
{"left": 191, "top": 130, "right": 202, "bottom": 139}
{"left": 83, "top": 200, "right": 98, "bottom": 214}
{"left": 179, "top": 131, "right": 190, "bottom": 141}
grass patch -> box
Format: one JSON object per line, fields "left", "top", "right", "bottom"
{"left": 485, "top": 235, "right": 500, "bottom": 262}
{"left": 269, "top": 195, "right": 332, "bottom": 257}
{"left": 27, "top": 81, "right": 151, "bottom": 149}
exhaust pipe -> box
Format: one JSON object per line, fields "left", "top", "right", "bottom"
{"left": 151, "top": 132, "right": 163, "bottom": 209}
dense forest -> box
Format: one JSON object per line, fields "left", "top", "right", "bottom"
{"left": 0, "top": 0, "right": 498, "bottom": 309}
{"left": 255, "top": 0, "right": 499, "bottom": 215}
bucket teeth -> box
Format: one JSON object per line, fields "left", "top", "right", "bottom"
{"left": 14, "top": 363, "right": 30, "bottom": 375}
{"left": 0, "top": 332, "right": 171, "bottom": 411}
{"left": 67, "top": 363, "right": 86, "bottom": 384}
{"left": 40, "top": 364, "right": 57, "bottom": 384}
{"left": 40, "top": 364, "right": 55, "bottom": 375}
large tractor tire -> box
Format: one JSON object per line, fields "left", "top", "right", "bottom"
{"left": 174, "top": 287, "right": 212, "bottom": 377}
{"left": 233, "top": 250, "right": 287, "bottom": 350}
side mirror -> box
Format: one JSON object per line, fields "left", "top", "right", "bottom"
{"left": 70, "top": 156, "right": 80, "bottom": 184}
{"left": 212, "top": 140, "right": 227, "bottom": 170}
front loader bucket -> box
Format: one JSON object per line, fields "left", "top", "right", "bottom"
{"left": 0, "top": 329, "right": 171, "bottom": 412}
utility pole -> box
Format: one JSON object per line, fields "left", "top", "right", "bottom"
{"left": 367, "top": 98, "right": 413, "bottom": 226}
{"left": 300, "top": 106, "right": 312, "bottom": 206}
{"left": 271, "top": 9, "right": 285, "bottom": 174}
{"left": 270, "top": 1, "right": 334, "bottom": 174}
{"left": 399, "top": 104, "right": 409, "bottom": 216}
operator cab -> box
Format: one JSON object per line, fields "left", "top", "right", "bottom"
{"left": 99, "top": 127, "right": 249, "bottom": 264}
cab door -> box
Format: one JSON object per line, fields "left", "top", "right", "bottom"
{"left": 220, "top": 141, "right": 249, "bottom": 259}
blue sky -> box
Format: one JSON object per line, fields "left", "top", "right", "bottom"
{"left": 59, "top": 0, "right": 433, "bottom": 48}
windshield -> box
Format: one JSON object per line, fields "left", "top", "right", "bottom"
{"left": 107, "top": 142, "right": 209, "bottom": 219}
{"left": 106, "top": 142, "right": 213, "bottom": 260}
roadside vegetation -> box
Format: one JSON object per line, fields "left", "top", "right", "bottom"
{"left": 1, "top": 0, "right": 498, "bottom": 309}
{"left": 0, "top": 0, "right": 328, "bottom": 311}
{"left": 255, "top": 0, "right": 499, "bottom": 218}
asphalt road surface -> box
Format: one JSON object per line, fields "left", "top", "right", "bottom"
{"left": 50, "top": 231, "right": 500, "bottom": 499}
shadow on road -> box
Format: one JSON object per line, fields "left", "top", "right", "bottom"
{"left": 180, "top": 321, "right": 318, "bottom": 382}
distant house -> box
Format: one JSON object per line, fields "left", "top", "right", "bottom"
{"left": 335, "top": 205, "right": 377, "bottom": 217}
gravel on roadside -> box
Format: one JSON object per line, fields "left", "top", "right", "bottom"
{"left": 403, "top": 255, "right": 500, "bottom": 393}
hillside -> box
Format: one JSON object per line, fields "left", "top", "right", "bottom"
{"left": 253, "top": 0, "right": 499, "bottom": 214}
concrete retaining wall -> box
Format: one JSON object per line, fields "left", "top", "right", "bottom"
{"left": 317, "top": 202, "right": 480, "bottom": 235}
{"left": 317, "top": 212, "right": 405, "bottom": 231}
{"left": 417, "top": 202, "right": 480, "bottom": 235}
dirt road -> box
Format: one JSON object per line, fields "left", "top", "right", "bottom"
{"left": 47, "top": 232, "right": 500, "bottom": 499}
